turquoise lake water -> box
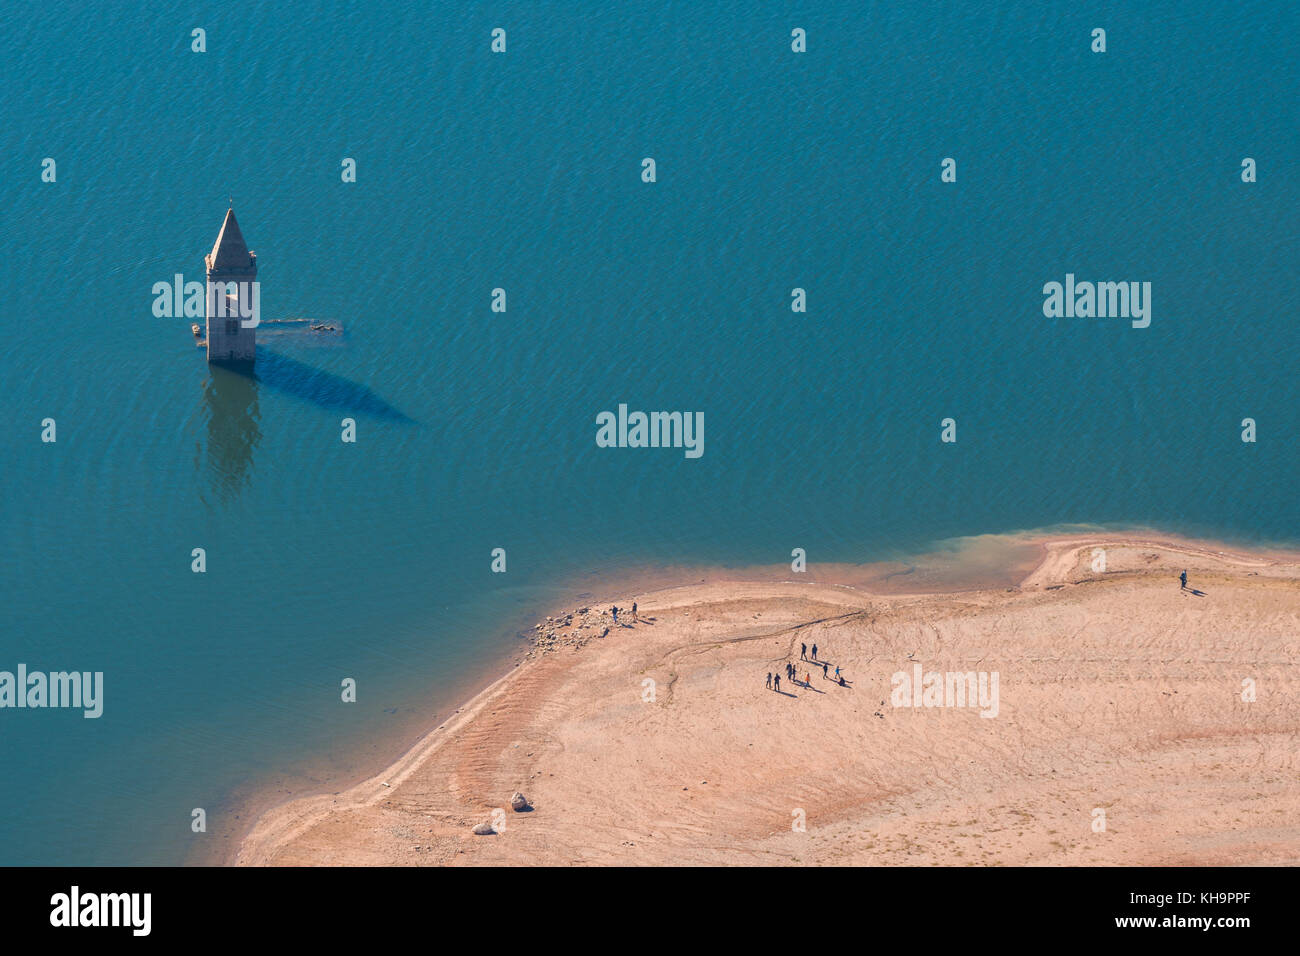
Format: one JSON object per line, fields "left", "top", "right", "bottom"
{"left": 1, "top": 1, "right": 1296, "bottom": 864}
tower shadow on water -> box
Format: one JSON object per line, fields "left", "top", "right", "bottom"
{"left": 226, "top": 350, "right": 413, "bottom": 424}
{"left": 198, "top": 351, "right": 410, "bottom": 504}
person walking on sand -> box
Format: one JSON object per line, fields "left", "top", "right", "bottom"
{"left": 811, "top": 643, "right": 818, "bottom": 661}
{"left": 632, "top": 602, "right": 638, "bottom": 622}
{"left": 612, "top": 605, "right": 619, "bottom": 624}
{"left": 800, "top": 643, "right": 807, "bottom": 661}
{"left": 823, "top": 661, "right": 829, "bottom": 679}
{"left": 834, "top": 665, "right": 841, "bottom": 681}
{"left": 1180, "top": 570, "right": 1187, "bottom": 590}
{"left": 804, "top": 670, "right": 812, "bottom": 686}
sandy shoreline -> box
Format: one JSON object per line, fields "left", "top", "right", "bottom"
{"left": 208, "top": 532, "right": 1043, "bottom": 863}
{"left": 234, "top": 531, "right": 1300, "bottom": 866}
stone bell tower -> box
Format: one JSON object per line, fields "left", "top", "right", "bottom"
{"left": 204, "top": 206, "right": 258, "bottom": 364}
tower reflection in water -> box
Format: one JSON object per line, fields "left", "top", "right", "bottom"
{"left": 201, "top": 363, "right": 261, "bottom": 503}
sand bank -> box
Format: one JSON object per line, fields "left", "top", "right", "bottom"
{"left": 235, "top": 533, "right": 1300, "bottom": 865}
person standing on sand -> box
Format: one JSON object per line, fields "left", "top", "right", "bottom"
{"left": 632, "top": 602, "right": 638, "bottom": 622}
{"left": 766, "top": 672, "right": 772, "bottom": 690}
{"left": 835, "top": 665, "right": 841, "bottom": 681}
{"left": 811, "top": 644, "right": 818, "bottom": 661}
{"left": 800, "top": 643, "right": 807, "bottom": 660}
{"left": 612, "top": 605, "right": 619, "bottom": 624}
{"left": 823, "top": 661, "right": 829, "bottom": 679}
{"left": 804, "top": 670, "right": 811, "bottom": 686}
{"left": 1180, "top": 570, "right": 1188, "bottom": 590}
{"left": 774, "top": 673, "right": 781, "bottom": 691}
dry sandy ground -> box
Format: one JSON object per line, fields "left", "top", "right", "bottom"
{"left": 236, "top": 535, "right": 1300, "bottom": 866}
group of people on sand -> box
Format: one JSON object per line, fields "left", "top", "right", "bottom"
{"left": 766, "top": 642, "right": 846, "bottom": 692}
{"left": 765, "top": 570, "right": 1197, "bottom": 694}
{"left": 610, "top": 602, "right": 637, "bottom": 625}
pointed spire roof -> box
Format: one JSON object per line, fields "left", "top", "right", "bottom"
{"left": 209, "top": 207, "right": 252, "bottom": 270}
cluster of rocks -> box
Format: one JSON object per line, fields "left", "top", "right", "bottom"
{"left": 527, "top": 605, "right": 611, "bottom": 658}
{"left": 471, "top": 791, "right": 533, "bottom": 835}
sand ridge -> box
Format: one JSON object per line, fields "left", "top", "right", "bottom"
{"left": 235, "top": 534, "right": 1300, "bottom": 866}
